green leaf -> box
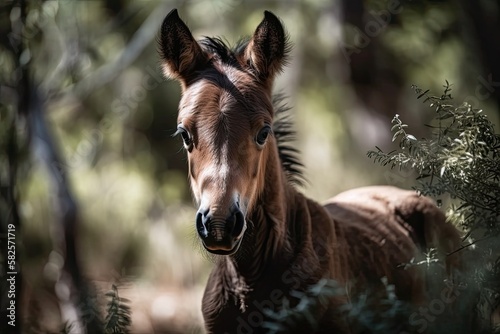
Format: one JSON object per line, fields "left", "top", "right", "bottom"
{"left": 406, "top": 134, "right": 417, "bottom": 141}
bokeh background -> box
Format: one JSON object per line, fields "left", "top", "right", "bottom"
{"left": 1, "top": 0, "right": 499, "bottom": 333}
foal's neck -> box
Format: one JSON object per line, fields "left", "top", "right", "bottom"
{"left": 229, "top": 142, "right": 302, "bottom": 281}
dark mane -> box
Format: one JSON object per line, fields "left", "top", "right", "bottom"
{"left": 272, "top": 95, "right": 305, "bottom": 186}
{"left": 199, "top": 37, "right": 249, "bottom": 67}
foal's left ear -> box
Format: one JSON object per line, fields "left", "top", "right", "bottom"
{"left": 244, "top": 11, "right": 289, "bottom": 83}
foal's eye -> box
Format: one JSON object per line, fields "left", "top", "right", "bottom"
{"left": 175, "top": 125, "right": 192, "bottom": 149}
{"left": 255, "top": 125, "right": 272, "bottom": 147}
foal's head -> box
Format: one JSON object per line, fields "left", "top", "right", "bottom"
{"left": 159, "top": 9, "right": 288, "bottom": 255}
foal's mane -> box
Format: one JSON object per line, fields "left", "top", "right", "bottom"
{"left": 272, "top": 95, "right": 305, "bottom": 186}
{"left": 199, "top": 37, "right": 304, "bottom": 186}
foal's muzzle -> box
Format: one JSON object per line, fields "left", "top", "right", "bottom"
{"left": 196, "top": 206, "right": 246, "bottom": 255}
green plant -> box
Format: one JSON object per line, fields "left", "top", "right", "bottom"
{"left": 103, "top": 284, "right": 132, "bottom": 334}
{"left": 24, "top": 283, "right": 132, "bottom": 334}
{"left": 368, "top": 82, "right": 499, "bottom": 236}
{"left": 368, "top": 82, "right": 500, "bottom": 332}
{"left": 262, "top": 279, "right": 345, "bottom": 333}
{"left": 262, "top": 278, "right": 409, "bottom": 333}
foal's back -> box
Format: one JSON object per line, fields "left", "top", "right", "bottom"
{"left": 323, "top": 186, "right": 462, "bottom": 304}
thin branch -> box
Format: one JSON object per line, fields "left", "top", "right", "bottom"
{"left": 58, "top": 2, "right": 171, "bottom": 99}
{"left": 447, "top": 235, "right": 493, "bottom": 257}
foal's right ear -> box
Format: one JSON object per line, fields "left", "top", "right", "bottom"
{"left": 159, "top": 9, "right": 207, "bottom": 83}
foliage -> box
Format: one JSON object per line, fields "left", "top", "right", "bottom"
{"left": 262, "top": 278, "right": 410, "bottom": 333}
{"left": 25, "top": 284, "right": 132, "bottom": 334}
{"left": 103, "top": 285, "right": 132, "bottom": 334}
{"left": 342, "top": 277, "right": 410, "bottom": 333}
{"left": 262, "top": 279, "right": 344, "bottom": 333}
{"left": 368, "top": 83, "right": 500, "bottom": 332}
{"left": 368, "top": 82, "right": 500, "bottom": 236}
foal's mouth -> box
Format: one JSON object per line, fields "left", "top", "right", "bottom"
{"left": 201, "top": 231, "right": 246, "bottom": 255}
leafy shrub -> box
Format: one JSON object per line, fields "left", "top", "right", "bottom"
{"left": 368, "top": 82, "right": 500, "bottom": 332}
{"left": 368, "top": 82, "right": 499, "bottom": 235}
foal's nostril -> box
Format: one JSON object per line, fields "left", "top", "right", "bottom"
{"left": 196, "top": 210, "right": 209, "bottom": 238}
{"left": 231, "top": 210, "right": 245, "bottom": 237}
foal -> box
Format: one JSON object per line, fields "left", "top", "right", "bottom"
{"left": 159, "top": 9, "right": 462, "bottom": 333}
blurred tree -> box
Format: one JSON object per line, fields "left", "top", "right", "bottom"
{"left": 459, "top": 0, "right": 500, "bottom": 118}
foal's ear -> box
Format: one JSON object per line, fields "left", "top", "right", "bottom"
{"left": 244, "top": 11, "right": 289, "bottom": 82}
{"left": 159, "top": 9, "right": 207, "bottom": 83}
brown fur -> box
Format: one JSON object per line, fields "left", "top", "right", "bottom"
{"left": 159, "top": 9, "right": 463, "bottom": 333}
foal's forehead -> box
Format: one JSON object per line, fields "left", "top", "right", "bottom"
{"left": 178, "top": 67, "right": 273, "bottom": 124}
